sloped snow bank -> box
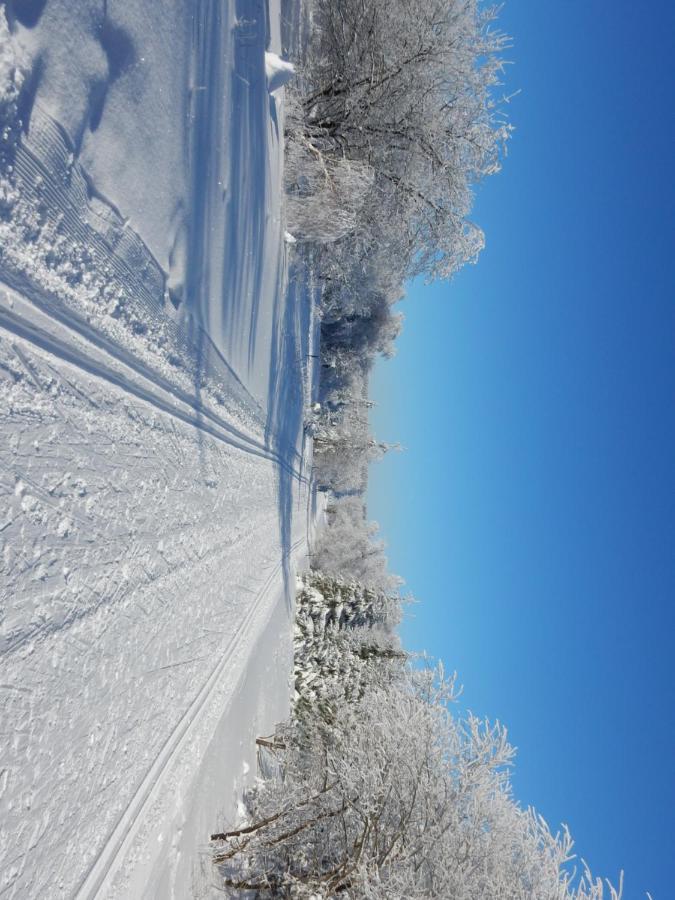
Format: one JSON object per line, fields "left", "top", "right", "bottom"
{"left": 265, "top": 50, "right": 295, "bottom": 92}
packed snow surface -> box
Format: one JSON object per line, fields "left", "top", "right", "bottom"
{"left": 0, "top": 1, "right": 318, "bottom": 897}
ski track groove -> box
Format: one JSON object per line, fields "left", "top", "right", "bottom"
{"left": 0, "top": 281, "right": 310, "bottom": 897}
{"left": 73, "top": 534, "right": 305, "bottom": 900}
{"left": 0, "top": 286, "right": 306, "bottom": 484}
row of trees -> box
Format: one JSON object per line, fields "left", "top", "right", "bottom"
{"left": 286, "top": 0, "right": 511, "bottom": 591}
{"left": 210, "top": 1, "right": 623, "bottom": 895}
{"left": 213, "top": 576, "right": 622, "bottom": 898}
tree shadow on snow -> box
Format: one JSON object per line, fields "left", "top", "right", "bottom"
{"left": 266, "top": 256, "right": 313, "bottom": 607}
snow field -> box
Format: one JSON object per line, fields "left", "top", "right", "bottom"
{"left": 1, "top": 0, "right": 314, "bottom": 896}
{"left": 0, "top": 300, "right": 308, "bottom": 897}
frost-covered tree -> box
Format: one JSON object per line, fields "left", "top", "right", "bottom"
{"left": 287, "top": 0, "right": 510, "bottom": 280}
{"left": 310, "top": 496, "right": 402, "bottom": 594}
{"left": 293, "top": 572, "right": 404, "bottom": 722}
{"left": 320, "top": 287, "right": 402, "bottom": 360}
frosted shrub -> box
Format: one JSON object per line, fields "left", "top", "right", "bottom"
{"left": 0, "top": 9, "right": 24, "bottom": 133}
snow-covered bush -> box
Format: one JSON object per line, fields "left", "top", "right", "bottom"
{"left": 0, "top": 8, "right": 24, "bottom": 146}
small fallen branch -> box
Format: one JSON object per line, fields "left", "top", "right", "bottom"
{"left": 255, "top": 737, "right": 287, "bottom": 750}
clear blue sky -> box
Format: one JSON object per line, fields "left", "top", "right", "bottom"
{"left": 368, "top": 2, "right": 675, "bottom": 896}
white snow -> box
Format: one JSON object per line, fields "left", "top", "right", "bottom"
{"left": 11, "top": 1, "right": 191, "bottom": 274}
{"left": 0, "top": 1, "right": 320, "bottom": 897}
{"left": 265, "top": 51, "right": 295, "bottom": 93}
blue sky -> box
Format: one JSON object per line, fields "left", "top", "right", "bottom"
{"left": 368, "top": 2, "right": 675, "bottom": 896}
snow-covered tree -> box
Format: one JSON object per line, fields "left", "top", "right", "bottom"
{"left": 309, "top": 497, "right": 402, "bottom": 594}
{"left": 287, "top": 0, "right": 510, "bottom": 280}
{"left": 293, "top": 572, "right": 404, "bottom": 723}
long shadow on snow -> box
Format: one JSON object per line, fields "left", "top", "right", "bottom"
{"left": 220, "top": 0, "right": 268, "bottom": 373}
{"left": 265, "top": 255, "right": 313, "bottom": 604}
{"left": 185, "top": 0, "right": 264, "bottom": 476}
{"left": 185, "top": 0, "right": 267, "bottom": 474}
{"left": 186, "top": 0, "right": 307, "bottom": 593}
{"left": 184, "top": 0, "right": 226, "bottom": 476}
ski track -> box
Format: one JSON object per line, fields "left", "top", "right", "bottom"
{"left": 73, "top": 534, "right": 305, "bottom": 900}
{"left": 0, "top": 0, "right": 315, "bottom": 896}
{"left": 0, "top": 306, "right": 309, "bottom": 899}
{"left": 0, "top": 283, "right": 305, "bottom": 480}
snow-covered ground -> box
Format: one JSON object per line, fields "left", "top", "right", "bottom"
{"left": 0, "top": 1, "right": 318, "bottom": 897}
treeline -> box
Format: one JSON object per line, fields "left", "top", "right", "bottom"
{"left": 212, "top": 574, "right": 621, "bottom": 898}
{"left": 285, "top": 0, "right": 510, "bottom": 585}
{"left": 209, "top": 0, "right": 626, "bottom": 895}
